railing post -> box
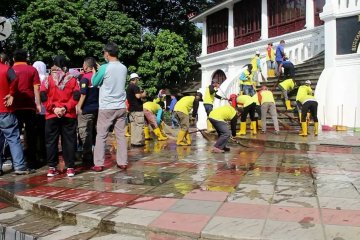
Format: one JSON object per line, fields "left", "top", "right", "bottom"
{"left": 228, "top": 4, "right": 235, "bottom": 49}
{"left": 305, "top": 0, "right": 315, "bottom": 29}
{"left": 202, "top": 18, "right": 207, "bottom": 56}
{"left": 261, "top": 0, "right": 269, "bottom": 40}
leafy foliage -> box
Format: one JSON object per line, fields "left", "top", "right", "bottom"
{"left": 18, "top": 0, "right": 142, "bottom": 66}
{"left": 135, "top": 30, "right": 190, "bottom": 96}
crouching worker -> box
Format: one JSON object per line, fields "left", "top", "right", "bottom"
{"left": 208, "top": 105, "right": 239, "bottom": 153}
{"left": 236, "top": 95, "right": 257, "bottom": 135}
{"left": 174, "top": 92, "right": 202, "bottom": 146}
{"left": 278, "top": 78, "right": 297, "bottom": 110}
{"left": 143, "top": 101, "right": 167, "bottom": 141}
{"left": 298, "top": 95, "right": 318, "bottom": 137}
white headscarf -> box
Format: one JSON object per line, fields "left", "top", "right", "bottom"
{"left": 32, "top": 61, "right": 47, "bottom": 82}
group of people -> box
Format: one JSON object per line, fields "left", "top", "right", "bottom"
{"left": 198, "top": 40, "right": 319, "bottom": 153}
{"left": 0, "top": 43, "right": 148, "bottom": 177}
{"left": 0, "top": 40, "right": 320, "bottom": 177}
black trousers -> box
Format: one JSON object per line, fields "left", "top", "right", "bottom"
{"left": 301, "top": 101, "right": 318, "bottom": 123}
{"left": 241, "top": 103, "right": 256, "bottom": 122}
{"left": 284, "top": 66, "right": 295, "bottom": 78}
{"left": 15, "top": 109, "right": 37, "bottom": 168}
{"left": 209, "top": 118, "right": 230, "bottom": 150}
{"left": 36, "top": 115, "right": 47, "bottom": 166}
{"left": 45, "top": 117, "right": 77, "bottom": 168}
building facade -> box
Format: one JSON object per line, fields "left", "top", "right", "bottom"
{"left": 191, "top": 0, "right": 360, "bottom": 129}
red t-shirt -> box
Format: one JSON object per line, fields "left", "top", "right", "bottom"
{"left": 12, "top": 62, "right": 40, "bottom": 111}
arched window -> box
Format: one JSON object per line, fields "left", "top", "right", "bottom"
{"left": 212, "top": 70, "right": 227, "bottom": 84}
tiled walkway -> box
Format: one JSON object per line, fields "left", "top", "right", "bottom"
{"left": 0, "top": 131, "right": 360, "bottom": 239}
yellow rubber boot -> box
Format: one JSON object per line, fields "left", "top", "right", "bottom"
{"left": 206, "top": 120, "right": 215, "bottom": 133}
{"left": 285, "top": 100, "right": 294, "bottom": 110}
{"left": 251, "top": 121, "right": 257, "bottom": 135}
{"left": 237, "top": 122, "right": 247, "bottom": 136}
{"left": 176, "top": 130, "right": 188, "bottom": 146}
{"left": 144, "top": 126, "right": 152, "bottom": 140}
{"left": 299, "top": 122, "right": 308, "bottom": 136}
{"left": 257, "top": 120, "right": 262, "bottom": 130}
{"left": 185, "top": 131, "right": 192, "bottom": 145}
{"left": 125, "top": 125, "right": 131, "bottom": 137}
{"left": 314, "top": 122, "right": 319, "bottom": 136}
{"left": 153, "top": 128, "right": 168, "bottom": 141}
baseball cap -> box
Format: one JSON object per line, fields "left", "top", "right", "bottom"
{"left": 196, "top": 92, "right": 203, "bottom": 101}
{"left": 130, "top": 73, "right": 140, "bottom": 80}
{"left": 305, "top": 80, "right": 311, "bottom": 85}
{"left": 255, "top": 51, "right": 260, "bottom": 55}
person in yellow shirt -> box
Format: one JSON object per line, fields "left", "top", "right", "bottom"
{"left": 251, "top": 51, "right": 262, "bottom": 86}
{"left": 203, "top": 79, "right": 222, "bottom": 132}
{"left": 296, "top": 80, "right": 313, "bottom": 121}
{"left": 143, "top": 101, "right": 168, "bottom": 141}
{"left": 239, "top": 64, "right": 255, "bottom": 96}
{"left": 236, "top": 94, "right": 257, "bottom": 135}
{"left": 208, "top": 105, "right": 240, "bottom": 153}
{"left": 259, "top": 86, "right": 279, "bottom": 134}
{"left": 278, "top": 78, "right": 297, "bottom": 110}
{"left": 266, "top": 43, "right": 276, "bottom": 77}
{"left": 173, "top": 92, "right": 202, "bottom": 146}
{"left": 296, "top": 80, "right": 317, "bottom": 136}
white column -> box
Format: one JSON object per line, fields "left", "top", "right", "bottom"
{"left": 305, "top": 0, "right": 315, "bottom": 29}
{"left": 261, "top": 0, "right": 268, "bottom": 40}
{"left": 202, "top": 18, "right": 207, "bottom": 55}
{"left": 228, "top": 4, "right": 234, "bottom": 48}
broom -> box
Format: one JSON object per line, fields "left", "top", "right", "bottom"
{"left": 336, "top": 105, "right": 347, "bottom": 131}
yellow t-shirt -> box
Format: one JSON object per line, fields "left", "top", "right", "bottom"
{"left": 209, "top": 105, "right": 236, "bottom": 122}
{"left": 241, "top": 69, "right": 253, "bottom": 86}
{"left": 237, "top": 95, "right": 255, "bottom": 107}
{"left": 300, "top": 95, "right": 316, "bottom": 104}
{"left": 251, "top": 56, "right": 260, "bottom": 71}
{"left": 296, "top": 85, "right": 313, "bottom": 103}
{"left": 252, "top": 93, "right": 260, "bottom": 106}
{"left": 279, "top": 79, "right": 295, "bottom": 91}
{"left": 174, "top": 96, "right": 195, "bottom": 115}
{"left": 143, "top": 102, "right": 161, "bottom": 114}
{"left": 204, "top": 86, "right": 215, "bottom": 105}
{"left": 260, "top": 90, "right": 275, "bottom": 104}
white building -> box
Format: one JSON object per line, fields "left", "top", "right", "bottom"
{"left": 191, "top": 0, "right": 360, "bottom": 129}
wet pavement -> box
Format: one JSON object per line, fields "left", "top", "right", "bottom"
{"left": 0, "top": 130, "right": 360, "bottom": 239}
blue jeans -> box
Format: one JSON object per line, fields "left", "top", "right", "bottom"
{"left": 204, "top": 104, "right": 213, "bottom": 116}
{"left": 0, "top": 113, "right": 26, "bottom": 171}
{"left": 242, "top": 85, "right": 255, "bottom": 96}
{"left": 171, "top": 112, "right": 179, "bottom": 128}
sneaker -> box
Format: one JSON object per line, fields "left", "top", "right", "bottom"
{"left": 47, "top": 167, "right": 59, "bottom": 177}
{"left": 91, "top": 166, "right": 104, "bottom": 172}
{"left": 15, "top": 169, "right": 35, "bottom": 175}
{"left": 260, "top": 131, "right": 266, "bottom": 134}
{"left": 274, "top": 131, "right": 280, "bottom": 135}
{"left": 66, "top": 168, "right": 75, "bottom": 177}
{"left": 117, "top": 164, "right": 128, "bottom": 170}
{"left": 211, "top": 147, "right": 225, "bottom": 153}
{"left": 223, "top": 147, "right": 230, "bottom": 152}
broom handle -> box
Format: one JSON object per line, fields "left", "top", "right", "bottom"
{"left": 354, "top": 107, "right": 357, "bottom": 130}
{"left": 341, "top": 104, "right": 344, "bottom": 126}
{"left": 337, "top": 106, "right": 339, "bottom": 126}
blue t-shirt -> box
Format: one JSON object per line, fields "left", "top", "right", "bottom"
{"left": 275, "top": 44, "right": 285, "bottom": 62}
{"left": 80, "top": 72, "right": 99, "bottom": 114}
{"left": 169, "top": 98, "right": 177, "bottom": 111}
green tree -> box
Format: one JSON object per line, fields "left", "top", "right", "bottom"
{"left": 135, "top": 30, "right": 191, "bottom": 96}
{"left": 17, "top": 0, "right": 142, "bottom": 66}
{"left": 18, "top": 0, "right": 86, "bottom": 65}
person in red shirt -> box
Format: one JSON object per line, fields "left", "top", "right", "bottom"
{"left": 40, "top": 55, "right": 80, "bottom": 177}
{"left": 12, "top": 49, "right": 41, "bottom": 169}
{"left": 0, "top": 53, "right": 34, "bottom": 175}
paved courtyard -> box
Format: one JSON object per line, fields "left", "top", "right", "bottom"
{"left": 0, "top": 130, "right": 360, "bottom": 239}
